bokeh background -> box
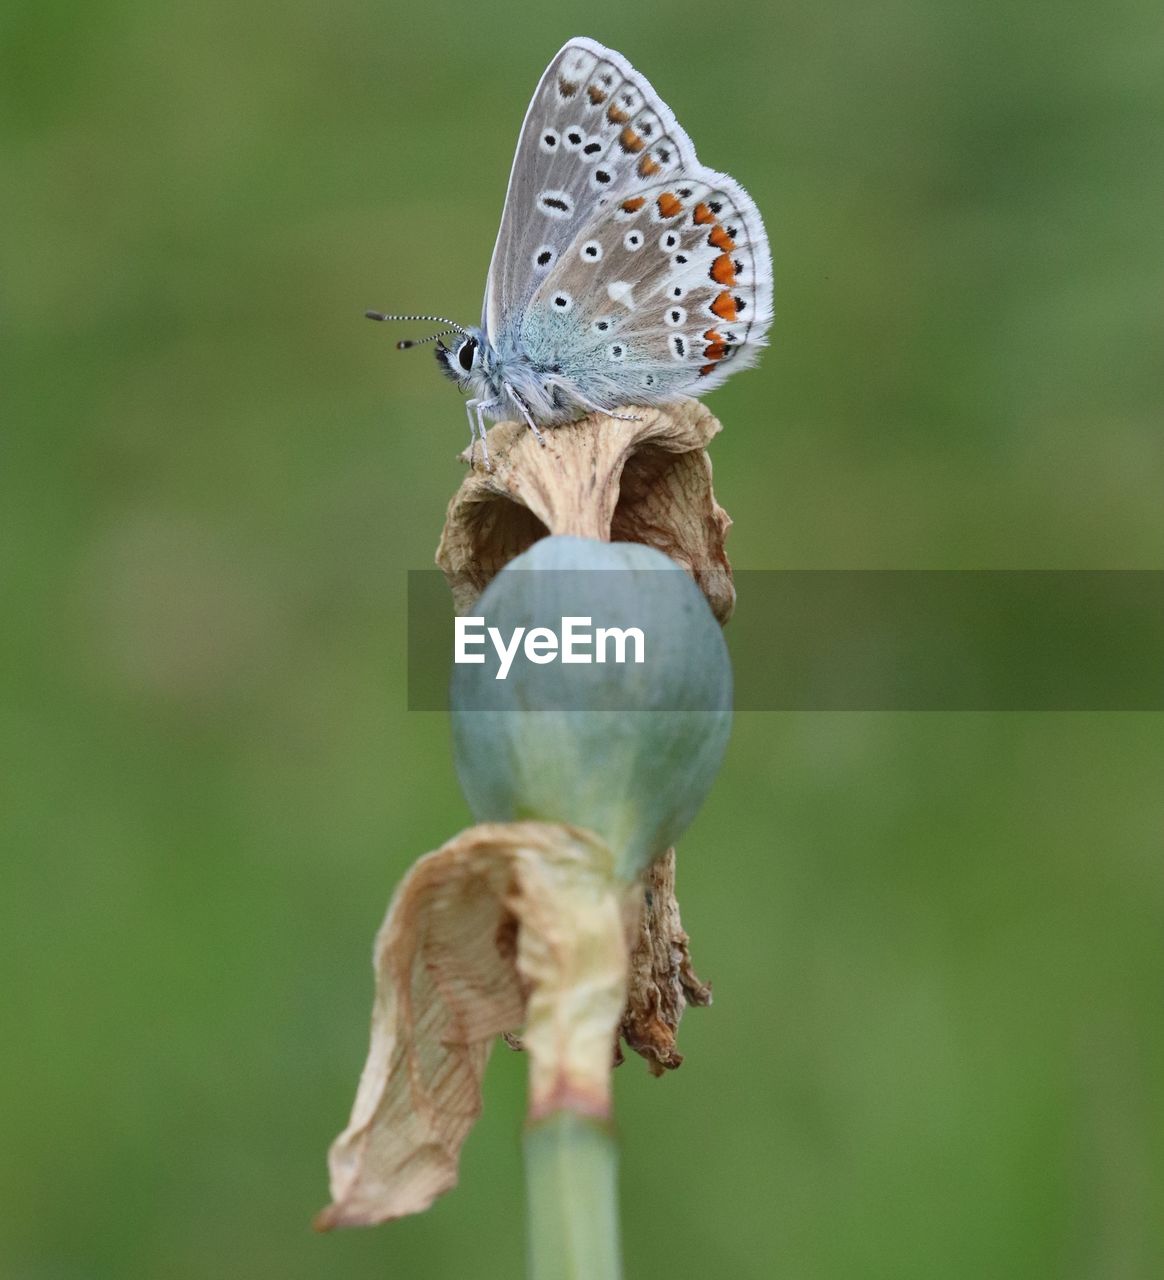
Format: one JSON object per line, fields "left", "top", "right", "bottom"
{"left": 3, "top": 0, "right": 1163, "bottom": 1276}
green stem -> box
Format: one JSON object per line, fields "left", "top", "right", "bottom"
{"left": 524, "top": 1110, "right": 623, "bottom": 1280}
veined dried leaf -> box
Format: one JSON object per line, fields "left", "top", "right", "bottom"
{"left": 316, "top": 821, "right": 640, "bottom": 1230}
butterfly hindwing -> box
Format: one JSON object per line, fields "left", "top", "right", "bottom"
{"left": 526, "top": 177, "right": 769, "bottom": 402}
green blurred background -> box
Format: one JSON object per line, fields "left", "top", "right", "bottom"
{"left": 3, "top": 0, "right": 1163, "bottom": 1276}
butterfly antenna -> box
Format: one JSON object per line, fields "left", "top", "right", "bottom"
{"left": 393, "top": 329, "right": 462, "bottom": 350}
{"left": 365, "top": 311, "right": 470, "bottom": 350}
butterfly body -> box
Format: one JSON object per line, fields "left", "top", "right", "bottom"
{"left": 381, "top": 37, "right": 773, "bottom": 461}
{"left": 433, "top": 324, "right": 582, "bottom": 428}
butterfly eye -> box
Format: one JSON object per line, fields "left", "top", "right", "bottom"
{"left": 580, "top": 240, "right": 603, "bottom": 262}
{"left": 533, "top": 245, "right": 557, "bottom": 270}
{"left": 539, "top": 129, "right": 560, "bottom": 153}
{"left": 623, "top": 231, "right": 643, "bottom": 251}
{"left": 592, "top": 317, "right": 613, "bottom": 334}
{"left": 563, "top": 127, "right": 584, "bottom": 150}
{"left": 607, "top": 344, "right": 625, "bottom": 361}
{"left": 665, "top": 306, "right": 687, "bottom": 327}
{"left": 659, "top": 232, "right": 678, "bottom": 251}
{"left": 551, "top": 292, "right": 574, "bottom": 312}
{"left": 457, "top": 338, "right": 478, "bottom": 372}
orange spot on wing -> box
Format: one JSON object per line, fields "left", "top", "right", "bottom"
{"left": 637, "top": 154, "right": 661, "bottom": 177}
{"left": 711, "top": 292, "right": 738, "bottom": 322}
{"left": 692, "top": 202, "right": 715, "bottom": 225}
{"left": 698, "top": 362, "right": 717, "bottom": 377}
{"left": 620, "top": 196, "right": 646, "bottom": 213}
{"left": 708, "top": 224, "right": 736, "bottom": 251}
{"left": 607, "top": 102, "right": 630, "bottom": 125}
{"left": 703, "top": 341, "right": 728, "bottom": 361}
{"left": 703, "top": 329, "right": 725, "bottom": 344}
{"left": 587, "top": 84, "right": 607, "bottom": 105}
{"left": 711, "top": 254, "right": 737, "bottom": 286}
{"left": 656, "top": 192, "right": 683, "bottom": 218}
{"left": 558, "top": 77, "right": 578, "bottom": 97}
{"left": 619, "top": 126, "right": 645, "bottom": 153}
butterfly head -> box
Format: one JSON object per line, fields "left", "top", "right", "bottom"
{"left": 435, "top": 329, "right": 484, "bottom": 384}
{"left": 365, "top": 312, "right": 496, "bottom": 397}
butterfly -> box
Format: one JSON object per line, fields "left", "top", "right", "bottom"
{"left": 368, "top": 36, "right": 773, "bottom": 467}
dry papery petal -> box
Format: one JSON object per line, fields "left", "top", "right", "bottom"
{"left": 619, "top": 849, "right": 713, "bottom": 1075}
{"left": 436, "top": 402, "right": 734, "bottom": 624}
{"left": 316, "top": 821, "right": 641, "bottom": 1231}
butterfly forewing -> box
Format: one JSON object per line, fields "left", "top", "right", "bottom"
{"left": 483, "top": 41, "right": 633, "bottom": 338}
{"left": 483, "top": 38, "right": 772, "bottom": 407}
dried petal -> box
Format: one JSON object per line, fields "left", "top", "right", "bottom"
{"left": 620, "top": 849, "right": 712, "bottom": 1075}
{"left": 317, "top": 821, "right": 640, "bottom": 1230}
{"left": 437, "top": 402, "right": 734, "bottom": 623}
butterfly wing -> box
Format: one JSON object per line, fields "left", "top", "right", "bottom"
{"left": 482, "top": 37, "right": 773, "bottom": 407}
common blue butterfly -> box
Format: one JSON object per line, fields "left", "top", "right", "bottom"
{"left": 369, "top": 37, "right": 773, "bottom": 467}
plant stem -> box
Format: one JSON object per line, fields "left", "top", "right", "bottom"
{"left": 524, "top": 1110, "right": 623, "bottom": 1280}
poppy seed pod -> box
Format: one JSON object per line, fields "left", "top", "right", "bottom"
{"left": 450, "top": 535, "right": 732, "bottom": 876}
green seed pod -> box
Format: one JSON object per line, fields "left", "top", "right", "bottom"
{"left": 450, "top": 535, "right": 732, "bottom": 877}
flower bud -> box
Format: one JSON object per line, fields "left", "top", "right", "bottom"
{"left": 450, "top": 535, "right": 732, "bottom": 876}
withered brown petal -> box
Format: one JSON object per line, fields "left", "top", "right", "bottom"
{"left": 317, "top": 821, "right": 639, "bottom": 1230}
{"left": 437, "top": 402, "right": 734, "bottom": 625}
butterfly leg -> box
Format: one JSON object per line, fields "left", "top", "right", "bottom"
{"left": 463, "top": 399, "right": 496, "bottom": 469}
{"left": 474, "top": 398, "right": 500, "bottom": 470}
{"left": 502, "top": 383, "right": 547, "bottom": 448}
{"left": 464, "top": 399, "right": 482, "bottom": 467}
{"left": 572, "top": 393, "right": 642, "bottom": 423}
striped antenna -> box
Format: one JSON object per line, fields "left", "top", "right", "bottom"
{"left": 365, "top": 311, "right": 469, "bottom": 350}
